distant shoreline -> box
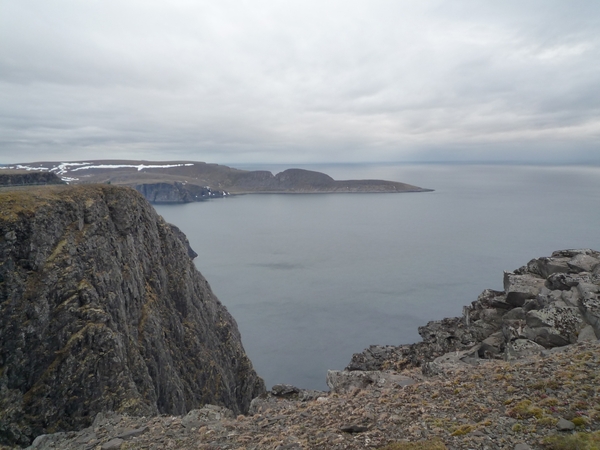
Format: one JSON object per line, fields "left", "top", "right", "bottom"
{"left": 0, "top": 160, "right": 434, "bottom": 203}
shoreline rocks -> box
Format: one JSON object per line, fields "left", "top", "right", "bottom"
{"left": 345, "top": 249, "right": 599, "bottom": 377}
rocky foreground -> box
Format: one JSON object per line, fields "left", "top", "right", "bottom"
{"left": 20, "top": 341, "right": 600, "bottom": 450}
{"left": 17, "top": 249, "right": 600, "bottom": 450}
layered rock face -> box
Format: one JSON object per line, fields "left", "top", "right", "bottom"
{"left": 0, "top": 171, "right": 64, "bottom": 186}
{"left": 0, "top": 185, "right": 264, "bottom": 447}
{"left": 134, "top": 182, "right": 228, "bottom": 203}
{"left": 346, "top": 249, "right": 600, "bottom": 374}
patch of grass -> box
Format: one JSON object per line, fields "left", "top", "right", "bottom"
{"left": 543, "top": 431, "right": 600, "bottom": 450}
{"left": 378, "top": 439, "right": 447, "bottom": 450}
{"left": 541, "top": 398, "right": 560, "bottom": 407}
{"left": 450, "top": 425, "right": 473, "bottom": 436}
{"left": 538, "top": 416, "right": 558, "bottom": 427}
{"left": 572, "top": 416, "right": 589, "bottom": 427}
{"left": 507, "top": 400, "right": 544, "bottom": 419}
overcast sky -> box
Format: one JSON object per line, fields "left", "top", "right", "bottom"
{"left": 1, "top": 1, "right": 599, "bottom": 165}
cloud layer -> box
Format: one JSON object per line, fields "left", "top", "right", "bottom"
{"left": 1, "top": 0, "right": 599, "bottom": 164}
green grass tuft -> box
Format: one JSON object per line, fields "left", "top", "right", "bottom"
{"left": 543, "top": 431, "right": 600, "bottom": 450}
{"left": 378, "top": 439, "right": 448, "bottom": 450}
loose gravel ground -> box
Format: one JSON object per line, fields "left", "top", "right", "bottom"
{"left": 19, "top": 341, "right": 600, "bottom": 450}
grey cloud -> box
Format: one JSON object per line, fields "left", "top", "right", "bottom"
{"left": 1, "top": 0, "right": 599, "bottom": 164}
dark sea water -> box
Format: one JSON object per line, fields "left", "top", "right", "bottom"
{"left": 154, "top": 163, "right": 600, "bottom": 390}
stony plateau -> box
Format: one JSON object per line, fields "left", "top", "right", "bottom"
{"left": 0, "top": 185, "right": 264, "bottom": 447}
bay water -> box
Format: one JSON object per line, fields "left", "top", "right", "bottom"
{"left": 154, "top": 163, "right": 600, "bottom": 390}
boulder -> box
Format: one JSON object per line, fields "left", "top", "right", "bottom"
{"left": 326, "top": 370, "right": 415, "bottom": 394}
{"left": 345, "top": 345, "right": 412, "bottom": 371}
{"left": 556, "top": 418, "right": 576, "bottom": 431}
{"left": 181, "top": 405, "right": 234, "bottom": 429}
{"left": 545, "top": 273, "right": 579, "bottom": 291}
{"left": 579, "top": 292, "right": 600, "bottom": 338}
{"left": 527, "top": 256, "right": 571, "bottom": 278}
{"left": 568, "top": 253, "right": 600, "bottom": 273}
{"left": 271, "top": 384, "right": 301, "bottom": 398}
{"left": 505, "top": 339, "right": 545, "bottom": 360}
{"left": 577, "top": 324, "right": 599, "bottom": 342}
{"left": 422, "top": 346, "right": 482, "bottom": 376}
{"left": 478, "top": 331, "right": 505, "bottom": 358}
{"left": 504, "top": 272, "right": 545, "bottom": 307}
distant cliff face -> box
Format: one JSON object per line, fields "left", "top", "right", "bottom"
{"left": 0, "top": 170, "right": 64, "bottom": 186}
{"left": 134, "top": 182, "right": 228, "bottom": 203}
{"left": 0, "top": 185, "right": 265, "bottom": 447}
{"left": 3, "top": 161, "right": 433, "bottom": 201}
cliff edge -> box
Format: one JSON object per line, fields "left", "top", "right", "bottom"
{"left": 0, "top": 185, "right": 265, "bottom": 447}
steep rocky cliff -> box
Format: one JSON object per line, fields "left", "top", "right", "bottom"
{"left": 0, "top": 185, "right": 265, "bottom": 447}
{"left": 134, "top": 182, "right": 228, "bottom": 203}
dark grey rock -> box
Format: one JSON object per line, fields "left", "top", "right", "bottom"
{"left": 546, "top": 273, "right": 580, "bottom": 291}
{"left": 479, "top": 331, "right": 505, "bottom": 358}
{"left": 101, "top": 438, "right": 124, "bottom": 450}
{"left": 0, "top": 185, "right": 265, "bottom": 447}
{"left": 504, "top": 307, "right": 526, "bottom": 321}
{"left": 578, "top": 324, "right": 598, "bottom": 342}
{"left": 181, "top": 405, "right": 234, "bottom": 428}
{"left": 168, "top": 223, "right": 198, "bottom": 259}
{"left": 340, "top": 425, "right": 369, "bottom": 433}
{"left": 514, "top": 444, "right": 532, "bottom": 450}
{"left": 423, "top": 347, "right": 482, "bottom": 375}
{"left": 568, "top": 254, "right": 600, "bottom": 273}
{"left": 29, "top": 433, "right": 69, "bottom": 449}
{"left": 0, "top": 171, "right": 65, "bottom": 186}
{"left": 504, "top": 272, "right": 545, "bottom": 307}
{"left": 271, "top": 384, "right": 301, "bottom": 397}
{"left": 556, "top": 418, "right": 576, "bottom": 431}
{"left": 530, "top": 257, "right": 571, "bottom": 278}
{"left": 116, "top": 426, "right": 149, "bottom": 440}
{"left": 326, "top": 370, "right": 415, "bottom": 393}
{"left": 134, "top": 182, "right": 228, "bottom": 204}
{"left": 579, "top": 293, "right": 600, "bottom": 338}
{"left": 505, "top": 339, "right": 545, "bottom": 360}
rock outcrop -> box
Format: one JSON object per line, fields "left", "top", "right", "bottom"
{"left": 230, "top": 168, "right": 429, "bottom": 193}
{"left": 346, "top": 249, "right": 600, "bottom": 375}
{"left": 0, "top": 185, "right": 264, "bottom": 447}
{"left": 0, "top": 171, "right": 64, "bottom": 186}
{"left": 134, "top": 182, "right": 228, "bottom": 204}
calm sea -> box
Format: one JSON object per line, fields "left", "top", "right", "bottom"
{"left": 154, "top": 163, "right": 600, "bottom": 390}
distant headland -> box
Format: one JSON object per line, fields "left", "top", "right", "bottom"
{"left": 0, "top": 160, "right": 433, "bottom": 203}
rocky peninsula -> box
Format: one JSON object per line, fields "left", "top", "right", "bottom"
{"left": 0, "top": 161, "right": 432, "bottom": 203}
